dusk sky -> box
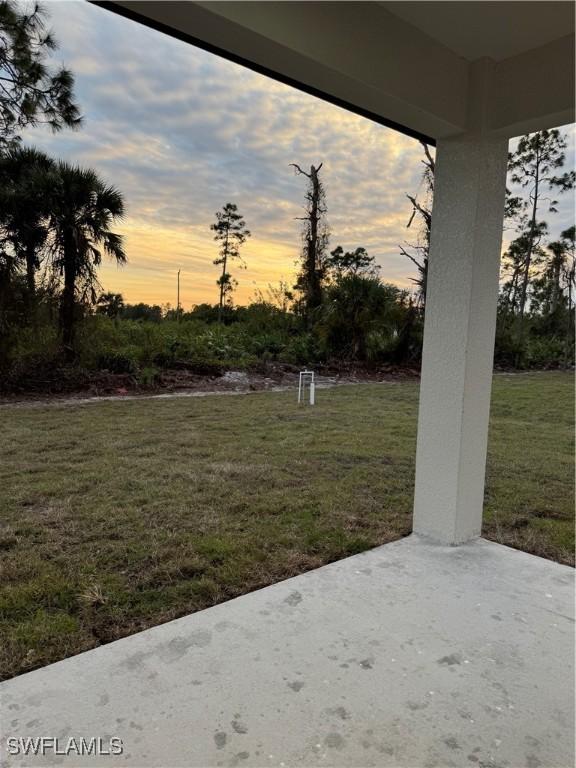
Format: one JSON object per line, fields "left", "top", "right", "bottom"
{"left": 23, "top": 1, "right": 575, "bottom": 308}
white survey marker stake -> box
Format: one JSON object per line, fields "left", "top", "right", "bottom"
{"left": 298, "top": 370, "right": 315, "bottom": 405}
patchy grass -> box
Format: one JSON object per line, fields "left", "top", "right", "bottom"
{"left": 0, "top": 372, "right": 573, "bottom": 679}
{"left": 484, "top": 372, "right": 574, "bottom": 563}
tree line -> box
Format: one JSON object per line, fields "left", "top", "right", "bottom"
{"left": 0, "top": 0, "right": 125, "bottom": 364}
{"left": 0, "top": 0, "right": 574, "bottom": 391}
{"left": 398, "top": 131, "right": 574, "bottom": 367}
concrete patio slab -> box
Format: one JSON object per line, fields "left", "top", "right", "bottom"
{"left": 1, "top": 535, "right": 574, "bottom": 768}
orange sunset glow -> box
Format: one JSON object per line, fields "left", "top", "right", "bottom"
{"left": 22, "top": 2, "right": 574, "bottom": 308}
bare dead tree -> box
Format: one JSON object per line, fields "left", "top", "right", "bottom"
{"left": 399, "top": 142, "right": 434, "bottom": 308}
{"left": 290, "top": 162, "right": 328, "bottom": 325}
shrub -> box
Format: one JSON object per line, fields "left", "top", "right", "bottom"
{"left": 494, "top": 324, "right": 526, "bottom": 368}
{"left": 284, "top": 333, "right": 324, "bottom": 365}
{"left": 316, "top": 276, "right": 403, "bottom": 361}
{"left": 365, "top": 330, "right": 396, "bottom": 363}
{"left": 96, "top": 353, "right": 137, "bottom": 375}
{"left": 137, "top": 366, "right": 160, "bottom": 387}
{"left": 525, "top": 336, "right": 571, "bottom": 369}
{"left": 248, "top": 333, "right": 285, "bottom": 360}
{"left": 0, "top": 354, "right": 89, "bottom": 394}
{"left": 152, "top": 351, "right": 173, "bottom": 369}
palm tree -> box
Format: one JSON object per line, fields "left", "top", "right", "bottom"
{"left": 318, "top": 274, "right": 402, "bottom": 360}
{"left": 96, "top": 291, "right": 125, "bottom": 319}
{"left": 48, "top": 162, "right": 126, "bottom": 353}
{"left": 0, "top": 147, "right": 56, "bottom": 310}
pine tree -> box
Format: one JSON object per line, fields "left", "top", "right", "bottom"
{"left": 507, "top": 130, "right": 575, "bottom": 346}
{"left": 0, "top": 1, "right": 81, "bottom": 151}
{"left": 210, "top": 203, "right": 250, "bottom": 322}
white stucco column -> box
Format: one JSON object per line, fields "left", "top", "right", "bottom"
{"left": 412, "top": 132, "right": 508, "bottom": 544}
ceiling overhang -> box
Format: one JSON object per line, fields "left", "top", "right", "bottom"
{"left": 94, "top": 1, "right": 575, "bottom": 143}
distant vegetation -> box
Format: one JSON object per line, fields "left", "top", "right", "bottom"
{"left": 0, "top": 1, "right": 574, "bottom": 394}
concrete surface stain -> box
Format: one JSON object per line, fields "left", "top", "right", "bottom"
{"left": 215, "top": 621, "right": 234, "bottom": 632}
{"left": 214, "top": 731, "right": 227, "bottom": 749}
{"left": 325, "top": 733, "right": 345, "bottom": 750}
{"left": 361, "top": 739, "right": 372, "bottom": 749}
{"left": 284, "top": 591, "right": 303, "bottom": 606}
{"left": 438, "top": 653, "right": 463, "bottom": 666}
{"left": 288, "top": 681, "right": 305, "bottom": 692}
{"left": 327, "top": 706, "right": 350, "bottom": 720}
{"left": 232, "top": 719, "right": 248, "bottom": 734}
{"left": 121, "top": 651, "right": 148, "bottom": 670}
{"left": 443, "top": 736, "right": 461, "bottom": 750}
{"left": 406, "top": 701, "right": 429, "bottom": 711}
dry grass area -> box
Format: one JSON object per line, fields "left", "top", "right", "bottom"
{"left": 0, "top": 372, "right": 573, "bottom": 680}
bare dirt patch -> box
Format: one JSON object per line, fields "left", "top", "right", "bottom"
{"left": 0, "top": 363, "right": 418, "bottom": 408}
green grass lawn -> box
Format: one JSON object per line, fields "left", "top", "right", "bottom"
{"left": 0, "top": 372, "right": 573, "bottom": 680}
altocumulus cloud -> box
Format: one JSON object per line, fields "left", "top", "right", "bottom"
{"left": 23, "top": 1, "right": 574, "bottom": 306}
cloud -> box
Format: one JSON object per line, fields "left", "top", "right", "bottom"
{"left": 22, "top": 1, "right": 574, "bottom": 306}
